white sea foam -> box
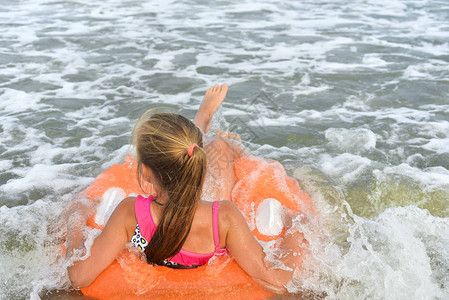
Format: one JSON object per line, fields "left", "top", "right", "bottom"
{"left": 290, "top": 204, "right": 449, "bottom": 299}
{"left": 0, "top": 199, "right": 71, "bottom": 299}
{"left": 247, "top": 115, "right": 306, "bottom": 126}
{"left": 0, "top": 89, "right": 44, "bottom": 113}
{"left": 321, "top": 153, "right": 372, "bottom": 183}
{"left": 325, "top": 128, "right": 377, "bottom": 153}
{"left": 0, "top": 163, "right": 93, "bottom": 196}
{"left": 423, "top": 138, "right": 449, "bottom": 154}
{"left": 418, "top": 121, "right": 449, "bottom": 139}
{"left": 381, "top": 164, "right": 449, "bottom": 190}
{"left": 0, "top": 160, "right": 13, "bottom": 171}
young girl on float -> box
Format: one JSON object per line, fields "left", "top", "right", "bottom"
{"left": 66, "top": 84, "right": 303, "bottom": 294}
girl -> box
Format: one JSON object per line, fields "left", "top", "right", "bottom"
{"left": 66, "top": 84, "right": 303, "bottom": 294}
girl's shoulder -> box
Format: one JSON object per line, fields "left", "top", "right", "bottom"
{"left": 196, "top": 200, "right": 242, "bottom": 247}
{"left": 113, "top": 196, "right": 138, "bottom": 240}
{"left": 117, "top": 196, "right": 137, "bottom": 213}
{"left": 217, "top": 200, "right": 241, "bottom": 218}
{"left": 216, "top": 200, "right": 245, "bottom": 242}
{"left": 199, "top": 200, "right": 240, "bottom": 222}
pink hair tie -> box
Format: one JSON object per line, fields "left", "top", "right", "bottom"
{"left": 187, "top": 143, "right": 199, "bottom": 157}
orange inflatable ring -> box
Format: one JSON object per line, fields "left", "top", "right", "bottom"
{"left": 80, "top": 155, "right": 313, "bottom": 299}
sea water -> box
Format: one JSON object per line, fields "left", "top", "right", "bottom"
{"left": 0, "top": 0, "right": 448, "bottom": 299}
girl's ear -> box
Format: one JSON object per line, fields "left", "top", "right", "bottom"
{"left": 141, "top": 164, "right": 153, "bottom": 183}
{"left": 141, "top": 164, "right": 158, "bottom": 195}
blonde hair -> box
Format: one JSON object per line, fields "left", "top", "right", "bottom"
{"left": 132, "top": 112, "right": 207, "bottom": 265}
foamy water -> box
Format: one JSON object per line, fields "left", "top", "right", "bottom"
{"left": 1, "top": 0, "right": 448, "bottom": 299}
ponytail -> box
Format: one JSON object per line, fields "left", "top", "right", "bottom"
{"left": 132, "top": 112, "right": 207, "bottom": 264}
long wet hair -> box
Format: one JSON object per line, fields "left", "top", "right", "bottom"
{"left": 132, "top": 112, "right": 207, "bottom": 265}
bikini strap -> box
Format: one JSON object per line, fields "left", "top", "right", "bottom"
{"left": 212, "top": 201, "right": 221, "bottom": 252}
{"left": 135, "top": 195, "right": 157, "bottom": 239}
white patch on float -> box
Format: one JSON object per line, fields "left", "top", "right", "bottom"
{"left": 256, "top": 198, "right": 284, "bottom": 236}
{"left": 95, "top": 187, "right": 126, "bottom": 226}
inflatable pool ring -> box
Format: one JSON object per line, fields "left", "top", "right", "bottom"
{"left": 79, "top": 154, "right": 313, "bottom": 299}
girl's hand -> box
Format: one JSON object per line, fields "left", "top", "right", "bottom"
{"left": 65, "top": 198, "right": 97, "bottom": 257}
{"left": 282, "top": 206, "right": 310, "bottom": 231}
{"left": 282, "top": 207, "right": 298, "bottom": 230}
{"left": 72, "top": 200, "right": 94, "bottom": 216}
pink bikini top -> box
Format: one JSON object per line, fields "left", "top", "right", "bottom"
{"left": 134, "top": 195, "right": 228, "bottom": 267}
